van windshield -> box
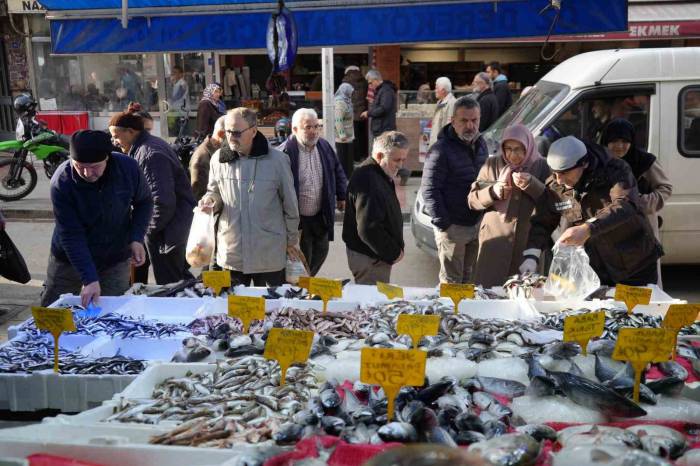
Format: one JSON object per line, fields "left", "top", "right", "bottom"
{"left": 483, "top": 80, "right": 569, "bottom": 154}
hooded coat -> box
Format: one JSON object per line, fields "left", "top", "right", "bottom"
{"left": 468, "top": 125, "right": 550, "bottom": 287}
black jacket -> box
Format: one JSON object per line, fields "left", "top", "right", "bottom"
{"left": 476, "top": 89, "right": 499, "bottom": 132}
{"left": 368, "top": 81, "right": 397, "bottom": 137}
{"left": 492, "top": 79, "right": 512, "bottom": 116}
{"left": 528, "top": 143, "right": 663, "bottom": 285}
{"left": 421, "top": 124, "right": 488, "bottom": 231}
{"left": 128, "top": 131, "right": 195, "bottom": 249}
{"left": 342, "top": 158, "right": 403, "bottom": 263}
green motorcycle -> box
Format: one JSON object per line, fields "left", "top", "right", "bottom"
{"left": 0, "top": 97, "right": 69, "bottom": 201}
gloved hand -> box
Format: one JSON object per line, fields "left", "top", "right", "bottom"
{"left": 519, "top": 258, "right": 538, "bottom": 275}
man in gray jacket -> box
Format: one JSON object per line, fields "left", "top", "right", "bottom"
{"left": 200, "top": 108, "right": 302, "bottom": 286}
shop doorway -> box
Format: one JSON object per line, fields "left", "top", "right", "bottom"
{"left": 0, "top": 40, "right": 14, "bottom": 140}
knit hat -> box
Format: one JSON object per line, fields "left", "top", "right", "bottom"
{"left": 547, "top": 135, "right": 588, "bottom": 172}
{"left": 108, "top": 111, "right": 144, "bottom": 131}
{"left": 600, "top": 118, "right": 635, "bottom": 146}
{"left": 70, "top": 130, "right": 113, "bottom": 163}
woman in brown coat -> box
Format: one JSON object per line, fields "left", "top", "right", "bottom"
{"left": 468, "top": 124, "right": 550, "bottom": 287}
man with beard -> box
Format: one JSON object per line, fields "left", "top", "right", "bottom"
{"left": 421, "top": 96, "right": 488, "bottom": 284}
{"left": 199, "top": 108, "right": 303, "bottom": 286}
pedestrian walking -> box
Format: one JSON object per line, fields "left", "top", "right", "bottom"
{"left": 486, "top": 62, "right": 512, "bottom": 117}
{"left": 472, "top": 72, "right": 499, "bottom": 132}
{"left": 196, "top": 83, "right": 225, "bottom": 138}
{"left": 429, "top": 77, "right": 457, "bottom": 147}
{"left": 190, "top": 116, "right": 225, "bottom": 202}
{"left": 361, "top": 69, "right": 397, "bottom": 138}
{"left": 343, "top": 66, "right": 369, "bottom": 162}
{"left": 334, "top": 82, "right": 355, "bottom": 179}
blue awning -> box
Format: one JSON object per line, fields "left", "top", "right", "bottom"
{"left": 44, "top": 0, "right": 628, "bottom": 54}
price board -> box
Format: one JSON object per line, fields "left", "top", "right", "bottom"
{"left": 377, "top": 282, "right": 404, "bottom": 300}
{"left": 228, "top": 296, "right": 265, "bottom": 333}
{"left": 563, "top": 311, "right": 605, "bottom": 356}
{"left": 309, "top": 277, "right": 342, "bottom": 313}
{"left": 31, "top": 307, "right": 76, "bottom": 373}
{"left": 264, "top": 328, "right": 314, "bottom": 385}
{"left": 396, "top": 314, "right": 440, "bottom": 349}
{"left": 662, "top": 304, "right": 700, "bottom": 359}
{"left": 202, "top": 270, "right": 231, "bottom": 296}
{"left": 440, "top": 283, "right": 475, "bottom": 313}
{"left": 615, "top": 284, "right": 652, "bottom": 315}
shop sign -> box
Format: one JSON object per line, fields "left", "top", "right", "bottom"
{"left": 8, "top": 0, "right": 46, "bottom": 14}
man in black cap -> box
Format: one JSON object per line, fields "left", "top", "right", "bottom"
{"left": 41, "top": 130, "right": 153, "bottom": 307}
{"left": 520, "top": 135, "right": 662, "bottom": 286}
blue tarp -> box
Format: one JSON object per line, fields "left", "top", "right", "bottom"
{"left": 48, "top": 0, "right": 628, "bottom": 54}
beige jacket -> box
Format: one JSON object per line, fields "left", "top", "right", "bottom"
{"left": 429, "top": 93, "right": 456, "bottom": 147}
{"left": 638, "top": 160, "right": 672, "bottom": 240}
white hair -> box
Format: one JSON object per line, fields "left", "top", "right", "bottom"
{"left": 435, "top": 77, "right": 452, "bottom": 93}
{"left": 475, "top": 72, "right": 493, "bottom": 90}
{"left": 372, "top": 131, "right": 409, "bottom": 158}
{"left": 292, "top": 108, "right": 318, "bottom": 130}
{"left": 213, "top": 115, "right": 226, "bottom": 134}
{"left": 365, "top": 69, "right": 382, "bottom": 82}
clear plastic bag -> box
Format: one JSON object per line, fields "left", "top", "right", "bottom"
{"left": 285, "top": 256, "right": 309, "bottom": 285}
{"left": 185, "top": 207, "right": 215, "bottom": 267}
{"left": 544, "top": 243, "right": 600, "bottom": 301}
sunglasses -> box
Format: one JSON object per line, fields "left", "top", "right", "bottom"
{"left": 226, "top": 125, "right": 255, "bottom": 138}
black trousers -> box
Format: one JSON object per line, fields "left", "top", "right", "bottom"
{"left": 600, "top": 261, "right": 658, "bottom": 287}
{"left": 300, "top": 213, "right": 330, "bottom": 277}
{"left": 229, "top": 269, "right": 285, "bottom": 287}
{"left": 145, "top": 235, "right": 193, "bottom": 285}
{"left": 133, "top": 253, "right": 150, "bottom": 284}
{"left": 336, "top": 142, "right": 354, "bottom": 180}
{"left": 353, "top": 120, "right": 369, "bottom": 162}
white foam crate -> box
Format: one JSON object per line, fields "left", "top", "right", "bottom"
{"left": 457, "top": 299, "right": 541, "bottom": 321}
{"left": 280, "top": 298, "right": 361, "bottom": 313}
{"left": 342, "top": 284, "right": 439, "bottom": 303}
{"left": 79, "top": 336, "right": 183, "bottom": 362}
{"left": 115, "top": 362, "right": 216, "bottom": 401}
{"left": 115, "top": 296, "right": 210, "bottom": 324}
{"left": 192, "top": 296, "right": 281, "bottom": 319}
{"left": 45, "top": 372, "right": 138, "bottom": 412}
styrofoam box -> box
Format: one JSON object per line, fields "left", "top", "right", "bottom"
{"left": 192, "top": 296, "right": 281, "bottom": 319}
{"left": 341, "top": 284, "right": 442, "bottom": 304}
{"left": 280, "top": 298, "right": 361, "bottom": 313}
{"left": 45, "top": 371, "right": 138, "bottom": 413}
{"left": 115, "top": 296, "right": 212, "bottom": 324}
{"left": 79, "top": 336, "right": 183, "bottom": 362}
{"left": 114, "top": 362, "right": 216, "bottom": 401}
{"left": 457, "top": 299, "right": 541, "bottom": 321}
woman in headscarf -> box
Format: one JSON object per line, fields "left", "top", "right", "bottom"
{"left": 601, "top": 118, "right": 672, "bottom": 286}
{"left": 334, "top": 82, "right": 355, "bottom": 178}
{"left": 468, "top": 124, "right": 550, "bottom": 287}
{"left": 196, "top": 83, "right": 225, "bottom": 138}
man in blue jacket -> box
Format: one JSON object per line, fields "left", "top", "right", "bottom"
{"left": 421, "top": 96, "right": 488, "bottom": 284}
{"left": 42, "top": 130, "right": 153, "bottom": 307}
{"left": 279, "top": 108, "right": 348, "bottom": 276}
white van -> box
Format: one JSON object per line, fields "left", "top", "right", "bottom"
{"left": 412, "top": 47, "right": 700, "bottom": 264}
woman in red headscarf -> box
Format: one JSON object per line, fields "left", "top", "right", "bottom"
{"left": 468, "top": 124, "right": 551, "bottom": 287}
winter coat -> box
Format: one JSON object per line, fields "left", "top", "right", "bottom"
{"left": 468, "top": 155, "right": 550, "bottom": 288}
{"left": 477, "top": 89, "right": 499, "bottom": 132}
{"left": 50, "top": 153, "right": 153, "bottom": 285}
{"left": 189, "top": 136, "right": 218, "bottom": 203}
{"left": 342, "top": 157, "right": 404, "bottom": 264}
{"left": 342, "top": 69, "right": 368, "bottom": 120}
{"left": 207, "top": 131, "right": 300, "bottom": 274}
{"left": 368, "top": 81, "right": 397, "bottom": 137}
{"left": 196, "top": 99, "right": 224, "bottom": 138}
{"left": 421, "top": 124, "right": 488, "bottom": 231}
{"left": 335, "top": 99, "right": 355, "bottom": 143}
{"left": 430, "top": 93, "right": 457, "bottom": 147}
{"left": 278, "top": 136, "right": 348, "bottom": 241}
{"left": 527, "top": 143, "right": 663, "bottom": 286}
{"left": 492, "top": 76, "right": 512, "bottom": 117}
{"left": 128, "top": 131, "right": 195, "bottom": 249}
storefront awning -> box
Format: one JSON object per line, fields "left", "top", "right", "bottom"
{"left": 42, "top": 0, "right": 628, "bottom": 54}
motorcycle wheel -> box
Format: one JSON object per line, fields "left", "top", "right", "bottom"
{"left": 0, "top": 158, "right": 38, "bottom": 201}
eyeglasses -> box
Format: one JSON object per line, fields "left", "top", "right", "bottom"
{"left": 226, "top": 125, "right": 255, "bottom": 138}
{"left": 301, "top": 124, "right": 322, "bottom": 131}
{"left": 503, "top": 146, "right": 525, "bottom": 155}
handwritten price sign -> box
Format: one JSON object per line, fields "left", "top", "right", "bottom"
{"left": 440, "top": 283, "right": 475, "bottom": 313}
{"left": 202, "top": 271, "right": 231, "bottom": 296}
{"left": 228, "top": 296, "right": 265, "bottom": 333}
{"left": 563, "top": 311, "right": 605, "bottom": 356}
{"left": 377, "top": 282, "right": 404, "bottom": 300}
{"left": 309, "top": 277, "right": 343, "bottom": 313}
{"left": 615, "top": 284, "right": 652, "bottom": 315}
{"left": 31, "top": 307, "right": 76, "bottom": 373}
{"left": 396, "top": 314, "right": 440, "bottom": 349}
{"left": 264, "top": 328, "right": 314, "bottom": 386}
{"left": 361, "top": 348, "right": 426, "bottom": 421}
{"left": 662, "top": 304, "right": 700, "bottom": 359}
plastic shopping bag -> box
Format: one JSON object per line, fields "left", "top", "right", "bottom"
{"left": 544, "top": 243, "right": 600, "bottom": 301}
{"left": 185, "top": 207, "right": 215, "bottom": 267}
{"left": 285, "top": 255, "right": 309, "bottom": 285}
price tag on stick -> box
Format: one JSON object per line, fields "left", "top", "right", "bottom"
{"left": 662, "top": 304, "right": 700, "bottom": 359}
{"left": 31, "top": 306, "right": 76, "bottom": 373}
{"left": 298, "top": 276, "right": 310, "bottom": 291}
{"left": 202, "top": 270, "right": 231, "bottom": 296}
{"left": 377, "top": 282, "right": 404, "bottom": 300}
{"left": 264, "top": 328, "right": 314, "bottom": 386}
{"left": 615, "top": 284, "right": 652, "bottom": 315}
{"left": 228, "top": 296, "right": 265, "bottom": 333}
{"left": 613, "top": 328, "right": 675, "bottom": 403}
{"left": 360, "top": 348, "right": 427, "bottom": 421}
{"left": 440, "top": 283, "right": 475, "bottom": 313}
{"left": 309, "top": 277, "right": 342, "bottom": 313}
{"left": 396, "top": 314, "right": 440, "bottom": 349}
{"left": 563, "top": 311, "right": 605, "bottom": 356}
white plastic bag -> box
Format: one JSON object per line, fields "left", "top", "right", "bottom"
{"left": 544, "top": 243, "right": 600, "bottom": 301}
{"left": 185, "top": 207, "right": 215, "bottom": 267}
{"left": 285, "top": 255, "right": 309, "bottom": 285}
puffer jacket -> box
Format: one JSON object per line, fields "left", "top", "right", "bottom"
{"left": 368, "top": 80, "right": 397, "bottom": 137}
{"left": 527, "top": 143, "right": 663, "bottom": 285}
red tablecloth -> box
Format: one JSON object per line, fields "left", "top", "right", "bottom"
{"left": 36, "top": 111, "right": 89, "bottom": 136}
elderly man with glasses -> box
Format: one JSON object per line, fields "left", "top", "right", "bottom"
{"left": 278, "top": 108, "right": 348, "bottom": 276}
{"left": 200, "top": 107, "right": 302, "bottom": 286}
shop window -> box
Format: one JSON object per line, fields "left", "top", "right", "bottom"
{"left": 678, "top": 86, "right": 700, "bottom": 157}
{"left": 545, "top": 90, "right": 652, "bottom": 151}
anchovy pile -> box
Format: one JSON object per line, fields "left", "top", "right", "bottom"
{"left": 0, "top": 337, "right": 144, "bottom": 374}
{"left": 21, "top": 312, "right": 189, "bottom": 339}
{"left": 503, "top": 273, "right": 547, "bottom": 299}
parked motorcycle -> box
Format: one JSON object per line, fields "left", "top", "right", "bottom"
{"left": 0, "top": 95, "right": 69, "bottom": 201}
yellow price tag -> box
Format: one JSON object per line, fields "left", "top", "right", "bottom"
{"left": 613, "top": 328, "right": 675, "bottom": 402}
{"left": 615, "top": 284, "right": 652, "bottom": 315}
{"left": 202, "top": 270, "right": 231, "bottom": 296}
{"left": 360, "top": 348, "right": 427, "bottom": 421}
{"left": 662, "top": 304, "right": 700, "bottom": 359}
{"left": 440, "top": 283, "right": 475, "bottom": 313}
{"left": 298, "top": 276, "right": 310, "bottom": 290}
{"left": 227, "top": 296, "right": 265, "bottom": 333}
{"left": 396, "top": 314, "right": 440, "bottom": 349}
{"left": 563, "top": 311, "right": 605, "bottom": 356}
{"left": 31, "top": 306, "right": 76, "bottom": 373}
{"left": 264, "top": 328, "right": 314, "bottom": 386}
{"left": 377, "top": 282, "right": 404, "bottom": 300}
{"left": 309, "top": 277, "right": 343, "bottom": 313}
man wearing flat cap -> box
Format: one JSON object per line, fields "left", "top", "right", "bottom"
{"left": 41, "top": 130, "right": 153, "bottom": 307}
{"left": 520, "top": 135, "right": 662, "bottom": 286}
